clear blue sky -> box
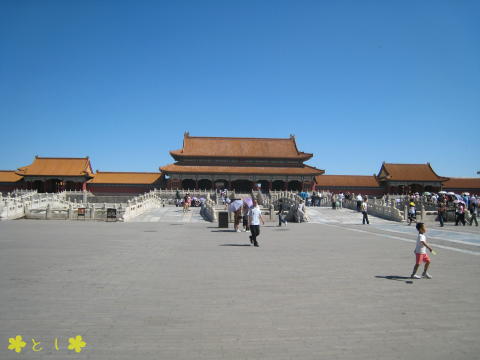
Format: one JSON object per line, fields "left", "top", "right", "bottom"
{"left": 1, "top": 0, "right": 479, "bottom": 177}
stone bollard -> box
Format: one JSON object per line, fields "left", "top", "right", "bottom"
{"left": 46, "top": 204, "right": 51, "bottom": 220}
{"left": 404, "top": 205, "right": 408, "bottom": 221}
{"left": 421, "top": 204, "right": 425, "bottom": 221}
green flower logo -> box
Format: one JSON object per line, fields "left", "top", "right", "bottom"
{"left": 68, "top": 335, "right": 87, "bottom": 353}
{"left": 8, "top": 335, "right": 27, "bottom": 353}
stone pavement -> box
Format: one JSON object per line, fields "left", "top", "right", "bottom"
{"left": 308, "top": 207, "right": 480, "bottom": 255}
{"left": 0, "top": 215, "right": 479, "bottom": 360}
{"left": 131, "top": 206, "right": 204, "bottom": 223}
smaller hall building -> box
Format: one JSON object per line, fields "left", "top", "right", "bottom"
{"left": 16, "top": 156, "right": 94, "bottom": 192}
{"left": 160, "top": 133, "right": 324, "bottom": 192}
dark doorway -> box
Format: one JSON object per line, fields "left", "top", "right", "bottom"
{"left": 198, "top": 179, "right": 213, "bottom": 190}
{"left": 44, "top": 179, "right": 62, "bottom": 193}
{"left": 287, "top": 180, "right": 302, "bottom": 192}
{"left": 182, "top": 179, "right": 196, "bottom": 190}
{"left": 258, "top": 180, "right": 270, "bottom": 193}
{"left": 231, "top": 180, "right": 253, "bottom": 193}
{"left": 272, "top": 180, "right": 285, "bottom": 191}
{"left": 33, "top": 180, "right": 44, "bottom": 193}
{"left": 214, "top": 180, "right": 229, "bottom": 190}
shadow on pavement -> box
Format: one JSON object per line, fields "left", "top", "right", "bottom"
{"left": 219, "top": 244, "right": 252, "bottom": 247}
{"left": 375, "top": 275, "right": 414, "bottom": 284}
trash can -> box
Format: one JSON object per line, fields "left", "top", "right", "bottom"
{"left": 218, "top": 211, "right": 229, "bottom": 228}
{"left": 106, "top": 208, "right": 117, "bottom": 222}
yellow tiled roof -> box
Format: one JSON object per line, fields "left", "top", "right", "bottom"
{"left": 17, "top": 157, "right": 93, "bottom": 177}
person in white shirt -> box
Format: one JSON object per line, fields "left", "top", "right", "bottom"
{"left": 411, "top": 222, "right": 434, "bottom": 279}
{"left": 248, "top": 200, "right": 264, "bottom": 247}
{"left": 361, "top": 199, "right": 369, "bottom": 224}
{"left": 356, "top": 194, "right": 363, "bottom": 212}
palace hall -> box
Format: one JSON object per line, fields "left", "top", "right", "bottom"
{"left": 1, "top": 134, "right": 479, "bottom": 195}
{"left": 160, "top": 133, "right": 324, "bottom": 192}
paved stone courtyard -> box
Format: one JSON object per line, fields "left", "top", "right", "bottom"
{"left": 1, "top": 208, "right": 479, "bottom": 360}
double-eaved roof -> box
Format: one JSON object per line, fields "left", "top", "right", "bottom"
{"left": 88, "top": 171, "right": 162, "bottom": 184}
{"left": 377, "top": 162, "right": 448, "bottom": 182}
{"left": 16, "top": 156, "right": 93, "bottom": 177}
{"left": 170, "top": 133, "right": 313, "bottom": 160}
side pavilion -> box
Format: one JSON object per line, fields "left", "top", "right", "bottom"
{"left": 160, "top": 133, "right": 324, "bottom": 192}
{"left": 15, "top": 156, "right": 93, "bottom": 193}
{"left": 376, "top": 162, "right": 448, "bottom": 194}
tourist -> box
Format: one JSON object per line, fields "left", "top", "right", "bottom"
{"left": 437, "top": 198, "right": 447, "bottom": 227}
{"left": 175, "top": 190, "right": 181, "bottom": 207}
{"left": 296, "top": 199, "right": 307, "bottom": 222}
{"left": 234, "top": 208, "right": 242, "bottom": 232}
{"left": 408, "top": 202, "right": 416, "bottom": 225}
{"left": 469, "top": 196, "right": 478, "bottom": 226}
{"left": 242, "top": 204, "right": 250, "bottom": 232}
{"left": 183, "top": 193, "right": 191, "bottom": 213}
{"left": 361, "top": 198, "right": 369, "bottom": 225}
{"left": 356, "top": 194, "right": 363, "bottom": 212}
{"left": 248, "top": 200, "right": 264, "bottom": 247}
{"left": 277, "top": 199, "right": 287, "bottom": 227}
{"left": 411, "top": 222, "right": 433, "bottom": 279}
{"left": 455, "top": 202, "right": 466, "bottom": 226}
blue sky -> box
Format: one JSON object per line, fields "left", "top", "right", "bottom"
{"left": 1, "top": 0, "right": 479, "bottom": 177}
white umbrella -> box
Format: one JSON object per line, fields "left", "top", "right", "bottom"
{"left": 447, "top": 192, "right": 455, "bottom": 195}
{"left": 439, "top": 191, "right": 447, "bottom": 194}
{"left": 228, "top": 200, "right": 243, "bottom": 212}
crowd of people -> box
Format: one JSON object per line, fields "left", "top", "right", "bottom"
{"left": 401, "top": 192, "right": 478, "bottom": 227}
{"left": 175, "top": 191, "right": 204, "bottom": 212}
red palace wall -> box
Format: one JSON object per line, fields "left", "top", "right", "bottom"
{"left": 0, "top": 183, "right": 24, "bottom": 193}
{"left": 315, "top": 186, "right": 384, "bottom": 196}
{"left": 87, "top": 183, "right": 161, "bottom": 195}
